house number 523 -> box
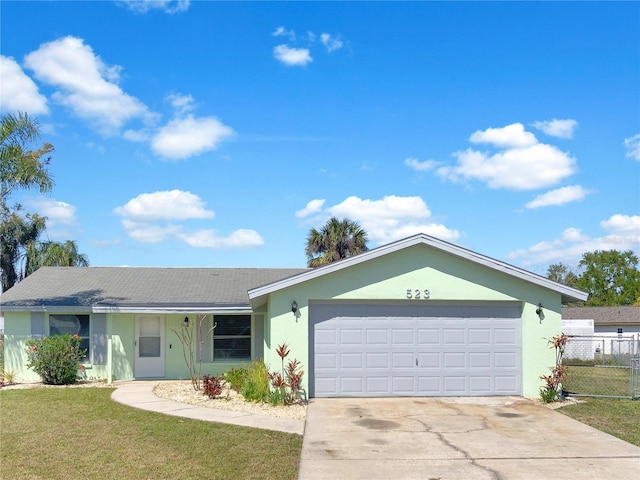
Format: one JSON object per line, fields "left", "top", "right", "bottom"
{"left": 406, "top": 289, "right": 430, "bottom": 299}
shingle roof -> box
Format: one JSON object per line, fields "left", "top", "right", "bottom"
{"left": 562, "top": 306, "right": 640, "bottom": 325}
{"left": 0, "top": 266, "right": 309, "bottom": 312}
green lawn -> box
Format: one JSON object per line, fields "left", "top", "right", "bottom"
{"left": 559, "top": 397, "right": 640, "bottom": 446}
{"left": 0, "top": 388, "right": 302, "bottom": 480}
{"left": 563, "top": 365, "right": 633, "bottom": 397}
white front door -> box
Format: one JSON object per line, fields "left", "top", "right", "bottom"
{"left": 135, "top": 315, "right": 165, "bottom": 378}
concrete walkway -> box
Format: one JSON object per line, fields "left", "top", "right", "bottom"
{"left": 111, "top": 381, "right": 305, "bottom": 435}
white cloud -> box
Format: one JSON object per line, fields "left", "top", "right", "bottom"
{"left": 122, "top": 129, "right": 149, "bottom": 142}
{"left": 114, "top": 190, "right": 215, "bottom": 222}
{"left": 23, "top": 36, "right": 153, "bottom": 135}
{"left": 301, "top": 195, "right": 461, "bottom": 245}
{"left": 469, "top": 123, "right": 537, "bottom": 148}
{"left": 121, "top": 220, "right": 182, "bottom": 243}
{"left": 166, "top": 92, "right": 195, "bottom": 116}
{"left": 114, "top": 190, "right": 263, "bottom": 249}
{"left": 404, "top": 157, "right": 439, "bottom": 172}
{"left": 525, "top": 185, "right": 590, "bottom": 209}
{"left": 177, "top": 229, "right": 264, "bottom": 249}
{"left": 438, "top": 143, "right": 576, "bottom": 190}
{"left": 273, "top": 44, "right": 313, "bottom": 67}
{"left": 507, "top": 214, "right": 640, "bottom": 267}
{"left": 624, "top": 134, "right": 640, "bottom": 161}
{"left": 532, "top": 118, "right": 578, "bottom": 139}
{"left": 0, "top": 56, "right": 49, "bottom": 115}
{"left": 151, "top": 114, "right": 235, "bottom": 160}
{"left": 320, "top": 33, "right": 343, "bottom": 52}
{"left": 26, "top": 198, "right": 77, "bottom": 226}
{"left": 272, "top": 26, "right": 296, "bottom": 41}
{"left": 295, "top": 199, "right": 326, "bottom": 218}
{"left": 120, "top": 0, "right": 190, "bottom": 14}
{"left": 600, "top": 214, "right": 640, "bottom": 234}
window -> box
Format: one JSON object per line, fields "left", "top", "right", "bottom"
{"left": 49, "top": 314, "right": 90, "bottom": 360}
{"left": 213, "top": 315, "right": 251, "bottom": 360}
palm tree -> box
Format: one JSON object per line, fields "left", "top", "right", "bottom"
{"left": 305, "top": 217, "right": 369, "bottom": 268}
{"left": 1, "top": 112, "right": 54, "bottom": 209}
{"left": 24, "top": 240, "right": 89, "bottom": 277}
{"left": 1, "top": 112, "right": 55, "bottom": 291}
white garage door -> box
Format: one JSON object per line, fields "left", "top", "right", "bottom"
{"left": 310, "top": 302, "right": 522, "bottom": 397}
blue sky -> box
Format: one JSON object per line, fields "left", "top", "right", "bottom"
{"left": 1, "top": 1, "right": 638, "bottom": 275}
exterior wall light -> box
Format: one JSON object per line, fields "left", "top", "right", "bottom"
{"left": 291, "top": 301, "right": 298, "bottom": 314}
{"left": 535, "top": 304, "right": 543, "bottom": 316}
{"left": 184, "top": 316, "right": 189, "bottom": 327}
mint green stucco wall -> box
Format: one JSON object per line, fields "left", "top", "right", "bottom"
{"left": 3, "top": 312, "right": 113, "bottom": 382}
{"left": 264, "top": 244, "right": 562, "bottom": 399}
{"left": 3, "top": 312, "right": 38, "bottom": 382}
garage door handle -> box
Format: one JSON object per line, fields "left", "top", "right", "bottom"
{"left": 415, "top": 358, "right": 418, "bottom": 366}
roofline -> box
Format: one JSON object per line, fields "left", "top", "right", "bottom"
{"left": 248, "top": 233, "right": 589, "bottom": 306}
{"left": 1, "top": 305, "right": 254, "bottom": 315}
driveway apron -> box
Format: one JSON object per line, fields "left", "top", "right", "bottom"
{"left": 299, "top": 397, "right": 640, "bottom": 480}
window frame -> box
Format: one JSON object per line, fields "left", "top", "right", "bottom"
{"left": 48, "top": 313, "right": 91, "bottom": 362}
{"left": 212, "top": 314, "right": 252, "bottom": 361}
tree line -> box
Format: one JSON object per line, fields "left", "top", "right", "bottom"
{"left": 1, "top": 112, "right": 88, "bottom": 292}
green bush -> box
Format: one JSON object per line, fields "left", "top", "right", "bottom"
{"left": 241, "top": 360, "right": 270, "bottom": 403}
{"left": 224, "top": 366, "right": 249, "bottom": 393}
{"left": 25, "top": 335, "right": 86, "bottom": 385}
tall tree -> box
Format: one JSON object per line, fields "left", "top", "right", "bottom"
{"left": 1, "top": 112, "right": 55, "bottom": 291}
{"left": 574, "top": 250, "right": 640, "bottom": 306}
{"left": 25, "top": 240, "right": 90, "bottom": 277}
{"left": 305, "top": 217, "right": 368, "bottom": 268}
{"left": 546, "top": 262, "right": 578, "bottom": 287}
{"left": 1, "top": 112, "right": 54, "bottom": 208}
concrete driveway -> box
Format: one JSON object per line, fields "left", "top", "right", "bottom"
{"left": 299, "top": 397, "right": 640, "bottom": 480}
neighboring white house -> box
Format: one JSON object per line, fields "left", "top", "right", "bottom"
{"left": 562, "top": 306, "right": 640, "bottom": 357}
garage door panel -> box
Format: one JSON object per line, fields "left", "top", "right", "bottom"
{"left": 495, "top": 376, "right": 518, "bottom": 392}
{"left": 366, "top": 329, "right": 389, "bottom": 344}
{"left": 469, "top": 328, "right": 491, "bottom": 344}
{"left": 340, "top": 353, "right": 363, "bottom": 368}
{"left": 494, "top": 328, "right": 517, "bottom": 344}
{"left": 443, "top": 376, "right": 466, "bottom": 393}
{"left": 418, "top": 329, "right": 440, "bottom": 344}
{"left": 392, "top": 329, "right": 414, "bottom": 344}
{"left": 366, "top": 352, "right": 389, "bottom": 368}
{"left": 315, "top": 353, "right": 337, "bottom": 369}
{"left": 443, "top": 328, "right": 466, "bottom": 344}
{"left": 391, "top": 352, "right": 414, "bottom": 368}
{"left": 311, "top": 302, "right": 522, "bottom": 397}
{"left": 443, "top": 352, "right": 466, "bottom": 368}
{"left": 340, "top": 329, "right": 362, "bottom": 345}
{"left": 494, "top": 352, "right": 517, "bottom": 368}
{"left": 417, "top": 352, "right": 440, "bottom": 368}
{"left": 418, "top": 376, "right": 441, "bottom": 393}
{"left": 341, "top": 377, "right": 364, "bottom": 394}
{"left": 392, "top": 376, "right": 415, "bottom": 393}
{"left": 469, "top": 376, "right": 492, "bottom": 392}
{"left": 366, "top": 377, "right": 390, "bottom": 393}
{"left": 469, "top": 352, "right": 491, "bottom": 368}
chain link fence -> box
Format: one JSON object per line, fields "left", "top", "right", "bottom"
{"left": 562, "top": 334, "right": 639, "bottom": 399}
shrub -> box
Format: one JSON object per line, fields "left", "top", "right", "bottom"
{"left": 268, "top": 343, "right": 305, "bottom": 405}
{"left": 224, "top": 366, "right": 249, "bottom": 393}
{"left": 241, "top": 360, "right": 270, "bottom": 403}
{"left": 202, "top": 375, "right": 223, "bottom": 398}
{"left": 25, "top": 335, "right": 86, "bottom": 385}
